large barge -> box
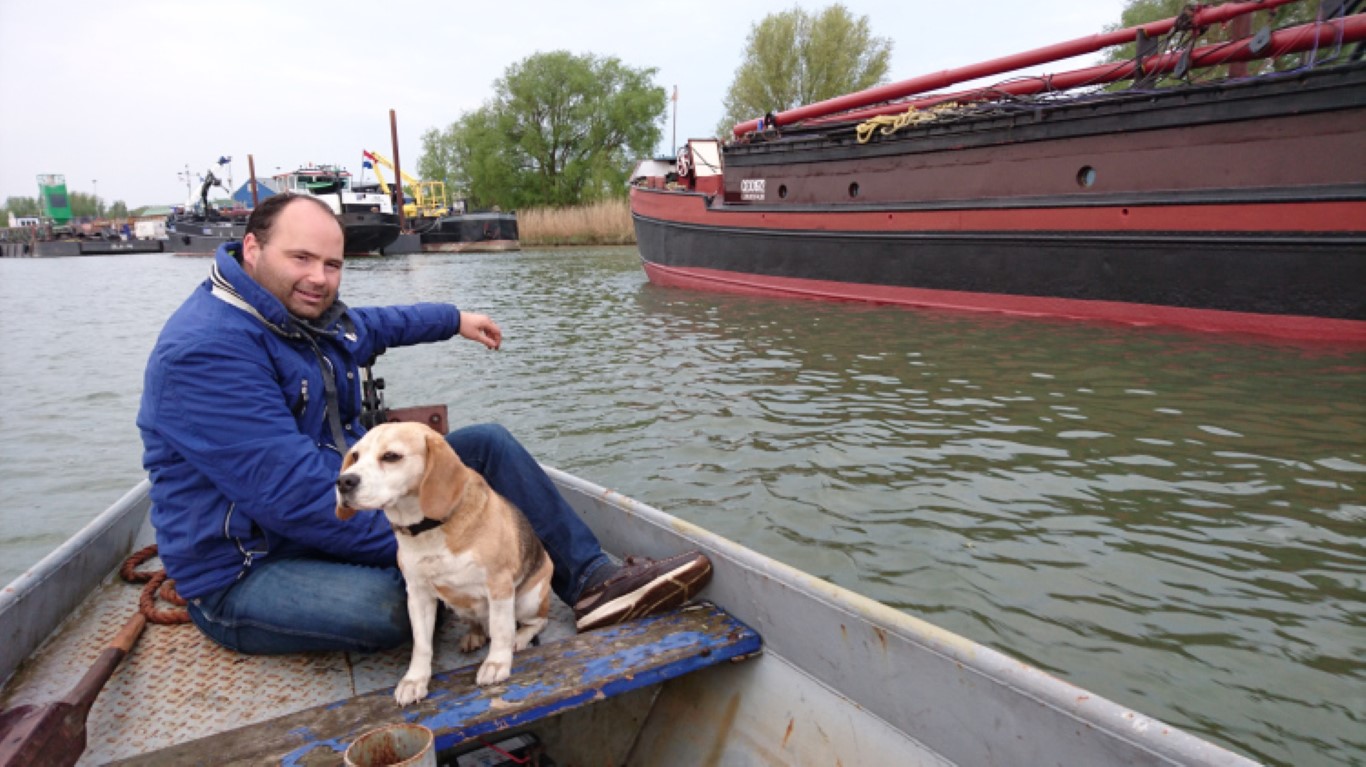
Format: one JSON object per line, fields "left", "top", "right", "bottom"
{"left": 631, "top": 1, "right": 1366, "bottom": 342}
{"left": 420, "top": 211, "right": 521, "bottom": 252}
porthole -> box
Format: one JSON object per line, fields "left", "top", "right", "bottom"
{"left": 848, "top": 182, "right": 860, "bottom": 198}
{"left": 1076, "top": 166, "right": 1097, "bottom": 188}
{"left": 778, "top": 184, "right": 788, "bottom": 199}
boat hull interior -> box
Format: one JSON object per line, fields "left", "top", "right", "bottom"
{"left": 0, "top": 473, "right": 1258, "bottom": 766}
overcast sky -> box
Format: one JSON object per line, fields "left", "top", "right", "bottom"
{"left": 0, "top": 0, "right": 1127, "bottom": 208}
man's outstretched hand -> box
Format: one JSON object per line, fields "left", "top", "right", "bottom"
{"left": 459, "top": 311, "right": 502, "bottom": 350}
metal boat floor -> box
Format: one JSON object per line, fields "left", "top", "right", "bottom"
{"left": 0, "top": 563, "right": 581, "bottom": 765}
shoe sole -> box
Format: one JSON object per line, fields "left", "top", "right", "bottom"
{"left": 574, "top": 558, "right": 712, "bottom": 632}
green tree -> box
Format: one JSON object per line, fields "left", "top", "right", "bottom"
{"left": 108, "top": 200, "right": 129, "bottom": 218}
{"left": 420, "top": 51, "right": 666, "bottom": 210}
{"left": 1102, "top": 0, "right": 1320, "bottom": 83}
{"left": 2, "top": 196, "right": 41, "bottom": 222}
{"left": 716, "top": 4, "right": 893, "bottom": 136}
{"left": 421, "top": 109, "right": 518, "bottom": 210}
{"left": 68, "top": 191, "right": 97, "bottom": 218}
{"left": 417, "top": 126, "right": 458, "bottom": 201}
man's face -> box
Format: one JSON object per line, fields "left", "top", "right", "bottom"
{"left": 241, "top": 200, "right": 344, "bottom": 319}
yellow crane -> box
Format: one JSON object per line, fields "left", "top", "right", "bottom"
{"left": 361, "top": 150, "right": 449, "bottom": 219}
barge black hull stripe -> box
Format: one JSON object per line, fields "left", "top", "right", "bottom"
{"left": 633, "top": 215, "right": 1366, "bottom": 320}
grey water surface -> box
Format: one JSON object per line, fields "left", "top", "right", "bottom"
{"left": 0, "top": 247, "right": 1362, "bottom": 766}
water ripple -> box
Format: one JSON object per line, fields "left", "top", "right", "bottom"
{"left": 2, "top": 248, "right": 1363, "bottom": 766}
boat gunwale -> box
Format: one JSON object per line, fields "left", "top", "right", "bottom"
{"left": 544, "top": 467, "right": 1261, "bottom": 767}
{"left": 0, "top": 480, "right": 152, "bottom": 686}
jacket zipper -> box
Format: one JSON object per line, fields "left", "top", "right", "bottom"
{"left": 294, "top": 379, "right": 310, "bottom": 417}
{"left": 223, "top": 502, "right": 267, "bottom": 578}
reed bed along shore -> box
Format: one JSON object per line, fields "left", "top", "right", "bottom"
{"left": 518, "top": 199, "right": 635, "bottom": 246}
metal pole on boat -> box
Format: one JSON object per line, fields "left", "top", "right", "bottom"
{"left": 248, "top": 155, "right": 259, "bottom": 208}
{"left": 1228, "top": 13, "right": 1253, "bottom": 78}
{"left": 180, "top": 164, "right": 192, "bottom": 205}
{"left": 389, "top": 109, "right": 406, "bottom": 233}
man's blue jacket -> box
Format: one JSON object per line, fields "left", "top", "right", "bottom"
{"left": 137, "top": 244, "right": 462, "bottom": 599}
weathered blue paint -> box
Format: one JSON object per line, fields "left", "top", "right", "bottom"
{"left": 281, "top": 737, "right": 348, "bottom": 766}
{"left": 415, "top": 612, "right": 761, "bottom": 752}
{"left": 128, "top": 603, "right": 762, "bottom": 766}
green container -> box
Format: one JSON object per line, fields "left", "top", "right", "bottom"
{"left": 36, "top": 174, "right": 73, "bottom": 225}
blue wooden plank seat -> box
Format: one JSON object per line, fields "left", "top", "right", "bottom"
{"left": 112, "top": 602, "right": 762, "bottom": 766}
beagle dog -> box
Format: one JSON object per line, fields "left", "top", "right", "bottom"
{"left": 335, "top": 422, "right": 553, "bottom": 705}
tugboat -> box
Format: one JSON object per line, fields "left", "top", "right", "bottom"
{"left": 631, "top": 0, "right": 1366, "bottom": 343}
{"left": 273, "top": 165, "right": 400, "bottom": 255}
{"left": 163, "top": 167, "right": 248, "bottom": 255}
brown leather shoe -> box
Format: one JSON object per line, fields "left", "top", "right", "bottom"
{"left": 573, "top": 551, "right": 713, "bottom": 632}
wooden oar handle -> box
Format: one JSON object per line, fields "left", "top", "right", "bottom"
{"left": 111, "top": 612, "right": 148, "bottom": 654}
{"left": 61, "top": 611, "right": 148, "bottom": 709}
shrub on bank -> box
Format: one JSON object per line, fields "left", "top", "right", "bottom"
{"left": 518, "top": 199, "right": 635, "bottom": 246}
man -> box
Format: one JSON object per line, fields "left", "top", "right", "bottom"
{"left": 138, "top": 192, "right": 711, "bottom": 654}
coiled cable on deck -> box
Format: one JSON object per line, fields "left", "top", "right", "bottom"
{"left": 120, "top": 544, "right": 191, "bottom": 625}
{"left": 855, "top": 103, "right": 958, "bottom": 144}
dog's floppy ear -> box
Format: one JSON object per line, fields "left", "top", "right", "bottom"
{"left": 336, "top": 450, "right": 360, "bottom": 520}
{"left": 418, "top": 431, "right": 463, "bottom": 521}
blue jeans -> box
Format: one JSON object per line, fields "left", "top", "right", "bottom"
{"left": 188, "top": 423, "right": 612, "bottom": 654}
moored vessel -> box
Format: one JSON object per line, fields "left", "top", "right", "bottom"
{"left": 163, "top": 210, "right": 248, "bottom": 255}
{"left": 631, "top": 1, "right": 1366, "bottom": 342}
{"left": 419, "top": 211, "right": 521, "bottom": 253}
{"left": 274, "top": 164, "right": 401, "bottom": 255}
{"left": 2, "top": 174, "right": 167, "bottom": 257}
{"left": 162, "top": 161, "right": 250, "bottom": 255}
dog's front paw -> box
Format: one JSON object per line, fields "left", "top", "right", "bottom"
{"left": 394, "top": 673, "right": 430, "bottom": 706}
{"left": 476, "top": 653, "right": 511, "bottom": 686}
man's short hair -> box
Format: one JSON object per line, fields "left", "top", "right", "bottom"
{"left": 245, "top": 193, "right": 341, "bottom": 245}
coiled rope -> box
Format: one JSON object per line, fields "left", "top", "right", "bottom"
{"left": 120, "top": 544, "right": 191, "bottom": 625}
{"left": 855, "top": 103, "right": 958, "bottom": 144}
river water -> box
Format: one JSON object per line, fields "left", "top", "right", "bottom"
{"left": 1, "top": 247, "right": 1362, "bottom": 766}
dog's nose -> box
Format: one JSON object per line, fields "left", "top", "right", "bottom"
{"left": 337, "top": 473, "right": 360, "bottom": 493}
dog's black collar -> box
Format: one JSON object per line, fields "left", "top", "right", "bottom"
{"left": 395, "top": 518, "right": 444, "bottom": 536}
